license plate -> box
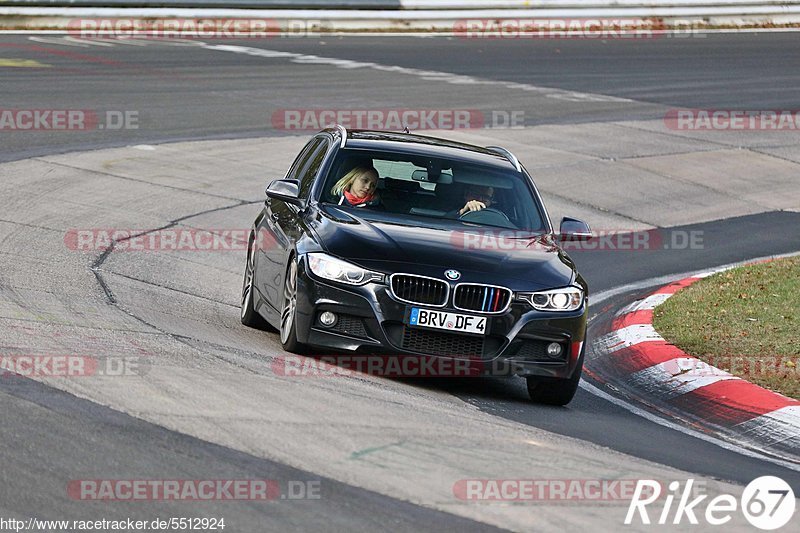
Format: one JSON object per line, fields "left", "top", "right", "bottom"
{"left": 407, "top": 307, "right": 487, "bottom": 335}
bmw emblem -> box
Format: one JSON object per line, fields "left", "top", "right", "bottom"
{"left": 444, "top": 269, "right": 461, "bottom": 281}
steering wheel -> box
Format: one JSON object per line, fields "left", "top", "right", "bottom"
{"left": 459, "top": 207, "right": 514, "bottom": 227}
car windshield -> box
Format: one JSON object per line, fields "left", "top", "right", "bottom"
{"left": 320, "top": 148, "right": 546, "bottom": 232}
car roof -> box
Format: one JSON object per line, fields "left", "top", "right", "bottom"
{"left": 322, "top": 128, "right": 521, "bottom": 172}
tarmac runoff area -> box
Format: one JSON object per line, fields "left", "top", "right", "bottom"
{"left": 1, "top": 121, "right": 799, "bottom": 530}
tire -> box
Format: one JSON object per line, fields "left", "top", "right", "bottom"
{"left": 279, "top": 258, "right": 306, "bottom": 353}
{"left": 526, "top": 343, "right": 585, "bottom": 406}
{"left": 240, "top": 234, "right": 272, "bottom": 330}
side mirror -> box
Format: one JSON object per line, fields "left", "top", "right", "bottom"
{"left": 559, "top": 217, "right": 592, "bottom": 241}
{"left": 266, "top": 179, "right": 305, "bottom": 208}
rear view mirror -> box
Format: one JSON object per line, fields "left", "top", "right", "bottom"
{"left": 412, "top": 169, "right": 453, "bottom": 184}
{"left": 559, "top": 217, "right": 592, "bottom": 241}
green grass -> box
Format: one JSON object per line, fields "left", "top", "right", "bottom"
{"left": 653, "top": 257, "right": 800, "bottom": 399}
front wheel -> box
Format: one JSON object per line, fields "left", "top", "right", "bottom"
{"left": 241, "top": 235, "right": 271, "bottom": 329}
{"left": 280, "top": 258, "right": 306, "bottom": 353}
{"left": 526, "top": 344, "right": 584, "bottom": 406}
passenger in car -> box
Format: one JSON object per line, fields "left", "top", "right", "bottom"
{"left": 332, "top": 165, "right": 381, "bottom": 208}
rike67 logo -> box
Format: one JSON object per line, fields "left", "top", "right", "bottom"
{"left": 626, "top": 477, "right": 795, "bottom": 530}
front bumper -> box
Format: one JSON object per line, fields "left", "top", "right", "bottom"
{"left": 294, "top": 259, "right": 587, "bottom": 379}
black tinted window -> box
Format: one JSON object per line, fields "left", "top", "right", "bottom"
{"left": 298, "top": 139, "right": 329, "bottom": 199}
{"left": 322, "top": 149, "right": 545, "bottom": 231}
{"left": 285, "top": 138, "right": 321, "bottom": 182}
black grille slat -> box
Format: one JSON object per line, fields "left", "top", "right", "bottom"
{"left": 454, "top": 284, "right": 512, "bottom": 313}
{"left": 329, "top": 315, "right": 368, "bottom": 339}
{"left": 401, "top": 327, "right": 484, "bottom": 359}
{"left": 391, "top": 274, "right": 447, "bottom": 306}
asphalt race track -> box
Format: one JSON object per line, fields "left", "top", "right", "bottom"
{"left": 3, "top": 32, "right": 800, "bottom": 163}
{"left": 1, "top": 32, "right": 799, "bottom": 531}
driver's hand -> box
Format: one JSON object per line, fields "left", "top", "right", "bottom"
{"left": 459, "top": 200, "right": 486, "bottom": 215}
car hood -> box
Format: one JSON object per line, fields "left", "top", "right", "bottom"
{"left": 311, "top": 205, "right": 576, "bottom": 290}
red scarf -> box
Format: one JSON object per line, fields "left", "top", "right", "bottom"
{"left": 344, "top": 189, "right": 376, "bottom": 206}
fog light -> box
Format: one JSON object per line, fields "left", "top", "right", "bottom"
{"left": 546, "top": 342, "right": 562, "bottom": 357}
{"left": 319, "top": 311, "right": 337, "bottom": 327}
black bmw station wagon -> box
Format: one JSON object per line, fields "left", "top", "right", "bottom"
{"left": 241, "top": 126, "right": 591, "bottom": 405}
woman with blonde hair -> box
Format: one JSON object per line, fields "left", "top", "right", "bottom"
{"left": 332, "top": 165, "right": 381, "bottom": 208}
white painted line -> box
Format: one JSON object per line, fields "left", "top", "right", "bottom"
{"left": 407, "top": 0, "right": 800, "bottom": 6}
{"left": 28, "top": 36, "right": 89, "bottom": 47}
{"left": 153, "top": 39, "right": 208, "bottom": 47}
{"left": 579, "top": 380, "right": 800, "bottom": 472}
{"left": 693, "top": 269, "right": 725, "bottom": 278}
{"left": 130, "top": 40, "right": 158, "bottom": 46}
{"left": 63, "top": 36, "right": 114, "bottom": 47}
{"left": 95, "top": 38, "right": 151, "bottom": 46}
{"left": 202, "top": 43, "right": 632, "bottom": 103}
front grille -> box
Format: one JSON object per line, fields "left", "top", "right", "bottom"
{"left": 401, "top": 327, "right": 484, "bottom": 358}
{"left": 390, "top": 274, "right": 448, "bottom": 307}
{"left": 454, "top": 284, "right": 512, "bottom": 313}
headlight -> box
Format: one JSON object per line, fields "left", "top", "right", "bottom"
{"left": 517, "top": 287, "right": 583, "bottom": 311}
{"left": 307, "top": 253, "right": 384, "bottom": 286}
